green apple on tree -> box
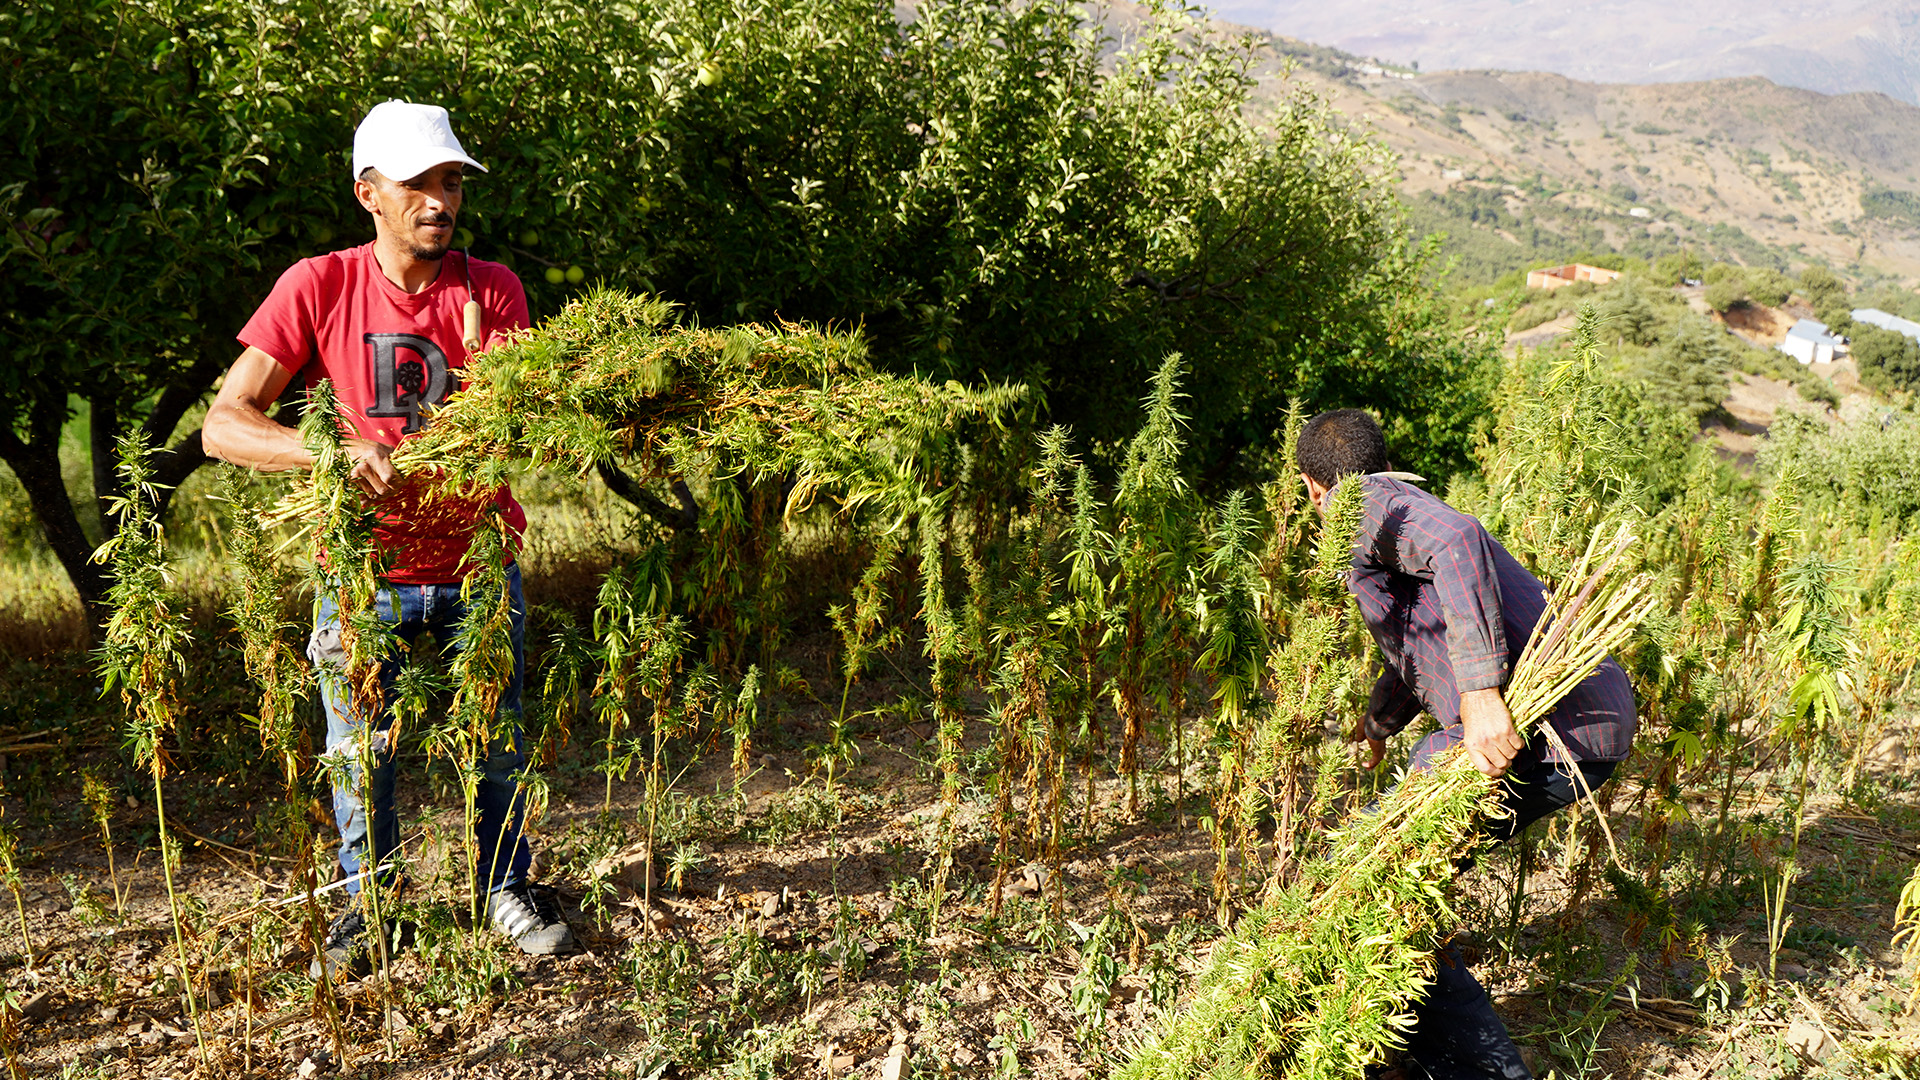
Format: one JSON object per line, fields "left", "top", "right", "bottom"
{"left": 544, "top": 266, "right": 565, "bottom": 285}
{"left": 565, "top": 265, "right": 585, "bottom": 284}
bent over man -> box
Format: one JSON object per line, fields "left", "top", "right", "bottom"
{"left": 1297, "top": 409, "right": 1637, "bottom": 1080}
{"left": 203, "top": 100, "right": 573, "bottom": 975}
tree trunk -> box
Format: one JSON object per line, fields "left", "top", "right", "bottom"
{"left": 0, "top": 386, "right": 216, "bottom": 639}
{"left": 90, "top": 396, "right": 122, "bottom": 543}
{"left": 0, "top": 398, "right": 111, "bottom": 629}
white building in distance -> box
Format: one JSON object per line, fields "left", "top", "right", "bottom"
{"left": 1851, "top": 307, "right": 1920, "bottom": 341}
{"left": 1779, "top": 319, "right": 1846, "bottom": 365}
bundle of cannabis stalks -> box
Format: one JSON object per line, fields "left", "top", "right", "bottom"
{"left": 268, "top": 289, "right": 1025, "bottom": 528}
{"left": 1119, "top": 520, "right": 1656, "bottom": 1080}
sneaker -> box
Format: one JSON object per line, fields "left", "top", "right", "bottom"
{"left": 485, "top": 883, "right": 576, "bottom": 955}
{"left": 310, "top": 907, "right": 373, "bottom": 980}
{"left": 309, "top": 904, "right": 411, "bottom": 979}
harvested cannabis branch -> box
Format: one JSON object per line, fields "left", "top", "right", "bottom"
{"left": 222, "top": 467, "right": 348, "bottom": 1055}
{"left": 300, "top": 380, "right": 400, "bottom": 1060}
{"left": 266, "top": 291, "right": 1023, "bottom": 533}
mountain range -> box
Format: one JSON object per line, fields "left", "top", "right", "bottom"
{"left": 1235, "top": 35, "right": 1920, "bottom": 280}
{"left": 1213, "top": 1, "right": 1920, "bottom": 105}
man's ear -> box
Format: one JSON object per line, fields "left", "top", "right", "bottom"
{"left": 353, "top": 172, "right": 383, "bottom": 217}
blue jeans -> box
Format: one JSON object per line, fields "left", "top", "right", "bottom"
{"left": 1399, "top": 730, "right": 1621, "bottom": 1080}
{"left": 309, "top": 563, "right": 531, "bottom": 897}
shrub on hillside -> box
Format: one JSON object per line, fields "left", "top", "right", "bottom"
{"left": 1744, "top": 268, "right": 1794, "bottom": 308}
{"left": 1852, "top": 326, "right": 1920, "bottom": 395}
{"left": 1593, "top": 278, "right": 1664, "bottom": 345}
{"left": 1861, "top": 187, "right": 1920, "bottom": 227}
{"left": 1633, "top": 315, "right": 1731, "bottom": 422}
{"left": 1653, "top": 250, "right": 1704, "bottom": 286}
{"left": 1797, "top": 376, "right": 1841, "bottom": 407}
{"left": 1798, "top": 265, "right": 1849, "bottom": 325}
{"left": 1704, "top": 277, "right": 1748, "bottom": 313}
{"left": 1508, "top": 302, "right": 1568, "bottom": 334}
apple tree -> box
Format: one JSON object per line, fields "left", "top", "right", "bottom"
{"left": 3, "top": 0, "right": 1482, "bottom": 625}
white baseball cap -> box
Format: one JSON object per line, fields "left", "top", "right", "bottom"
{"left": 351, "top": 100, "right": 487, "bottom": 182}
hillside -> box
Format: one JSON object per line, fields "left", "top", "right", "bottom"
{"left": 1212, "top": 0, "right": 1920, "bottom": 105}
{"left": 1241, "top": 49, "right": 1920, "bottom": 282}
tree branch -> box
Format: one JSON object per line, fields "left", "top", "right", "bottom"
{"left": 596, "top": 459, "right": 701, "bottom": 532}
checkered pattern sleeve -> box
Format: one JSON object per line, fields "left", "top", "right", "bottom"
{"left": 1364, "top": 664, "right": 1424, "bottom": 741}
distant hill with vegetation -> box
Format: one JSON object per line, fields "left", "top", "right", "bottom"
{"left": 1233, "top": 45, "right": 1920, "bottom": 286}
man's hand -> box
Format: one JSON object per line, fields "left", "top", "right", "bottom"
{"left": 1350, "top": 714, "right": 1386, "bottom": 770}
{"left": 345, "top": 439, "right": 399, "bottom": 497}
{"left": 1459, "top": 687, "right": 1523, "bottom": 778}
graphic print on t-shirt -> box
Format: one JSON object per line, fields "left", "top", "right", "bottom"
{"left": 362, "top": 332, "right": 452, "bottom": 433}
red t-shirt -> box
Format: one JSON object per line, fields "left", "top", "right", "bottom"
{"left": 239, "top": 244, "right": 530, "bottom": 583}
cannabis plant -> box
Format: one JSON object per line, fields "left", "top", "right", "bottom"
{"left": 0, "top": 821, "right": 27, "bottom": 970}
{"left": 918, "top": 511, "right": 968, "bottom": 923}
{"left": 79, "top": 772, "right": 122, "bottom": 918}
{"left": 1108, "top": 355, "right": 1197, "bottom": 816}
{"left": 95, "top": 431, "right": 208, "bottom": 1068}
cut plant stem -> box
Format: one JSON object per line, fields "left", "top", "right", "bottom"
{"left": 150, "top": 771, "right": 210, "bottom": 1068}
{"left": 0, "top": 825, "right": 29, "bottom": 971}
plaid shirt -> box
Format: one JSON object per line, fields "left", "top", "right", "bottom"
{"left": 1345, "top": 475, "right": 1637, "bottom": 763}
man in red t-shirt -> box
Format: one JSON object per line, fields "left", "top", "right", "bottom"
{"left": 205, "top": 100, "right": 572, "bottom": 975}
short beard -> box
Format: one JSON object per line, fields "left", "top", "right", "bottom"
{"left": 404, "top": 239, "right": 450, "bottom": 261}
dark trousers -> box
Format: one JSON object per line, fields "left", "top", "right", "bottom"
{"left": 1399, "top": 731, "right": 1619, "bottom": 1080}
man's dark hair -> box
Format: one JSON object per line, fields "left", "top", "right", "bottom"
{"left": 1297, "top": 408, "right": 1389, "bottom": 485}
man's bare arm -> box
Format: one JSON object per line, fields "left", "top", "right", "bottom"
{"left": 203, "top": 347, "right": 398, "bottom": 496}
{"left": 203, "top": 347, "right": 308, "bottom": 471}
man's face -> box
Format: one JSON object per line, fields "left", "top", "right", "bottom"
{"left": 1301, "top": 472, "right": 1329, "bottom": 517}
{"left": 356, "top": 162, "right": 465, "bottom": 260}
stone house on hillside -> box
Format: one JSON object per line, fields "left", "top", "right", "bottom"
{"left": 1526, "top": 263, "right": 1624, "bottom": 290}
